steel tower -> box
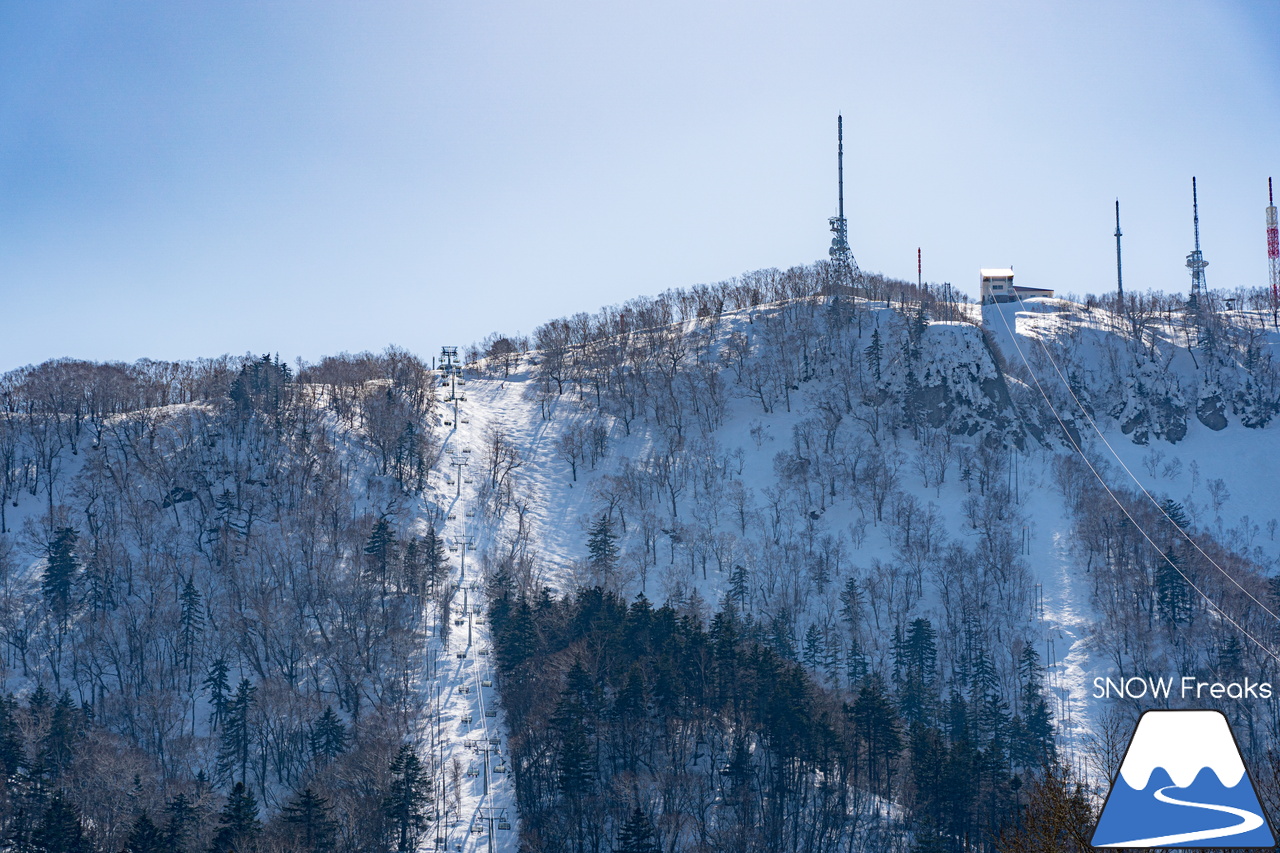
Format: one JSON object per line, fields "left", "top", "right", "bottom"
{"left": 828, "top": 115, "right": 859, "bottom": 284}
{"left": 1268, "top": 178, "right": 1279, "bottom": 318}
{"left": 1114, "top": 199, "right": 1124, "bottom": 302}
{"left": 1186, "top": 177, "right": 1209, "bottom": 308}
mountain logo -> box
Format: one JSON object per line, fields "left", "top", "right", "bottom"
{"left": 1092, "top": 709, "right": 1275, "bottom": 848}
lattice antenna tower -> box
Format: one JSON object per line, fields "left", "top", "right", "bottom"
{"left": 1114, "top": 199, "right": 1124, "bottom": 302}
{"left": 1186, "top": 177, "right": 1208, "bottom": 308}
{"left": 1267, "top": 177, "right": 1279, "bottom": 323}
{"left": 828, "top": 115, "right": 859, "bottom": 284}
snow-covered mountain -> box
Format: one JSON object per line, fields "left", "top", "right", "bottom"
{"left": 3, "top": 268, "right": 1280, "bottom": 852}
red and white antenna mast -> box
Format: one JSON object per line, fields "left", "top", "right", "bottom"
{"left": 1268, "top": 177, "right": 1279, "bottom": 326}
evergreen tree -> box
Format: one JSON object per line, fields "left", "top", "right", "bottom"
{"left": 383, "top": 745, "right": 431, "bottom": 853}
{"left": 865, "top": 327, "right": 883, "bottom": 384}
{"left": 364, "top": 517, "right": 396, "bottom": 592}
{"left": 122, "top": 810, "right": 165, "bottom": 853}
{"left": 30, "top": 792, "right": 91, "bottom": 853}
{"left": 614, "top": 806, "right": 661, "bottom": 853}
{"left": 1156, "top": 549, "right": 1192, "bottom": 627}
{"left": 0, "top": 696, "right": 23, "bottom": 777}
{"left": 850, "top": 673, "right": 901, "bottom": 794}
{"left": 209, "top": 782, "right": 261, "bottom": 853}
{"left": 203, "top": 659, "right": 230, "bottom": 732}
{"left": 178, "top": 578, "right": 204, "bottom": 690}
{"left": 310, "top": 706, "right": 347, "bottom": 762}
{"left": 802, "top": 623, "right": 822, "bottom": 669}
{"left": 1160, "top": 498, "right": 1190, "bottom": 531}
{"left": 281, "top": 787, "right": 337, "bottom": 853}
{"left": 216, "top": 679, "right": 255, "bottom": 786}
{"left": 1014, "top": 645, "right": 1055, "bottom": 769}
{"left": 896, "top": 618, "right": 938, "bottom": 726}
{"left": 39, "top": 692, "right": 82, "bottom": 780}
{"left": 586, "top": 514, "right": 619, "bottom": 578}
{"left": 421, "top": 525, "right": 448, "bottom": 596}
{"left": 163, "top": 793, "right": 196, "bottom": 853}
{"left": 728, "top": 564, "right": 749, "bottom": 609}
{"left": 41, "top": 528, "right": 79, "bottom": 622}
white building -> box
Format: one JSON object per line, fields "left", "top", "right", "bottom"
{"left": 980, "top": 268, "right": 1053, "bottom": 304}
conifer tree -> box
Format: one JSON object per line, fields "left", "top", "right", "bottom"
{"left": 30, "top": 791, "right": 91, "bottom": 853}
{"left": 42, "top": 528, "right": 79, "bottom": 626}
{"left": 163, "top": 793, "right": 196, "bottom": 853}
{"left": 364, "top": 517, "right": 396, "bottom": 593}
{"left": 384, "top": 745, "right": 431, "bottom": 853}
{"left": 865, "top": 327, "right": 883, "bottom": 384}
{"left": 310, "top": 706, "right": 347, "bottom": 762}
{"left": 204, "top": 658, "right": 230, "bottom": 732}
{"left": 209, "top": 782, "right": 261, "bottom": 853}
{"left": 216, "top": 679, "right": 255, "bottom": 786}
{"left": 122, "top": 811, "right": 165, "bottom": 853}
{"left": 614, "top": 806, "right": 661, "bottom": 853}
{"left": 587, "top": 514, "right": 619, "bottom": 578}
{"left": 178, "top": 577, "right": 204, "bottom": 691}
{"left": 282, "top": 787, "right": 337, "bottom": 853}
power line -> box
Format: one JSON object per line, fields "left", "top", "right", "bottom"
{"left": 987, "top": 299, "right": 1280, "bottom": 665}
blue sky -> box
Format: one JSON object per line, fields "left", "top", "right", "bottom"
{"left": 2, "top": 1, "right": 1278, "bottom": 371}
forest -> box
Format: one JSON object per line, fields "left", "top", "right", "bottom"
{"left": 1, "top": 259, "right": 1280, "bottom": 851}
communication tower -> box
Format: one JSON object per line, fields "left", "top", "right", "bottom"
{"left": 1186, "top": 177, "right": 1208, "bottom": 308}
{"left": 1267, "top": 178, "right": 1279, "bottom": 323}
{"left": 1114, "top": 199, "right": 1124, "bottom": 302}
{"left": 828, "top": 115, "right": 859, "bottom": 285}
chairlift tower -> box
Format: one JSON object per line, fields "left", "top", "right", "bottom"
{"left": 440, "top": 345, "right": 461, "bottom": 422}
{"left": 1186, "top": 177, "right": 1209, "bottom": 309}
{"left": 828, "top": 115, "right": 860, "bottom": 287}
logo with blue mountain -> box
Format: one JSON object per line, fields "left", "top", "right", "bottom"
{"left": 1092, "top": 710, "right": 1275, "bottom": 848}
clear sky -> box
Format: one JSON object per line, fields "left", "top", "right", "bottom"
{"left": 2, "top": 1, "right": 1278, "bottom": 372}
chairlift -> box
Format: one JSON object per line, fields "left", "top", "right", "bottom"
{"left": 470, "top": 826, "right": 482, "bottom": 835}
{"left": 456, "top": 651, "right": 467, "bottom": 659}
{"left": 447, "top": 513, "right": 457, "bottom": 520}
{"left": 443, "top": 420, "right": 453, "bottom": 427}
{"left": 493, "top": 764, "right": 506, "bottom": 773}
{"left": 464, "top": 478, "right": 474, "bottom": 484}
{"left": 465, "top": 508, "right": 475, "bottom": 517}
{"left": 461, "top": 447, "right": 472, "bottom": 454}
{"left": 457, "top": 685, "right": 470, "bottom": 694}
{"left": 498, "top": 821, "right": 512, "bottom": 831}
{"left": 488, "top": 736, "right": 499, "bottom": 745}
{"left": 449, "top": 544, "right": 459, "bottom": 552}
{"left": 466, "top": 767, "right": 479, "bottom": 778}
{"left": 454, "top": 618, "right": 465, "bottom": 626}
{"left": 478, "top": 649, "right": 490, "bottom": 657}
{"left": 461, "top": 418, "right": 470, "bottom": 424}
{"left": 461, "top": 713, "right": 473, "bottom": 723}
{"left": 481, "top": 679, "right": 492, "bottom": 687}
{"left": 485, "top": 708, "right": 497, "bottom": 717}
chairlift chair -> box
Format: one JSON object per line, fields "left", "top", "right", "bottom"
{"left": 485, "top": 708, "right": 497, "bottom": 717}
{"left": 498, "top": 821, "right": 511, "bottom": 831}
{"left": 481, "top": 679, "right": 492, "bottom": 688}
